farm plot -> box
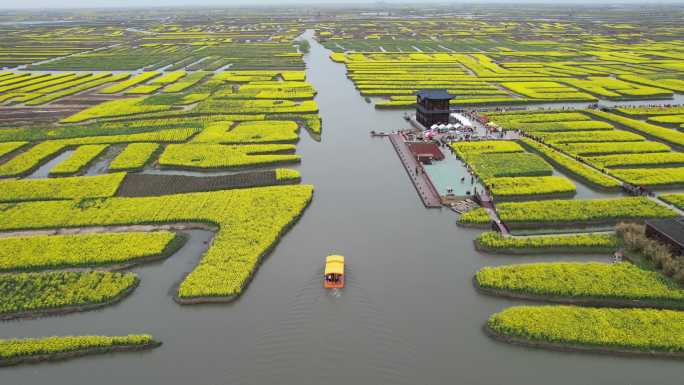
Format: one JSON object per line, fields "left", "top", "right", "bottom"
{"left": 48, "top": 144, "right": 109, "bottom": 176}
{"left": 0, "top": 172, "right": 125, "bottom": 202}
{"left": 329, "top": 48, "right": 682, "bottom": 108}
{"left": 459, "top": 197, "right": 677, "bottom": 229}
{"left": 0, "top": 74, "right": 320, "bottom": 312}
{"left": 108, "top": 143, "right": 160, "bottom": 171}
{"left": 159, "top": 143, "right": 299, "bottom": 170}
{"left": 0, "top": 72, "right": 130, "bottom": 106}
{"left": 460, "top": 153, "right": 552, "bottom": 179}
{"left": 0, "top": 335, "right": 159, "bottom": 367}
{"left": 0, "top": 232, "right": 180, "bottom": 272}
{"left": 475, "top": 262, "right": 684, "bottom": 308}
{"left": 116, "top": 170, "right": 300, "bottom": 197}
{"left": 0, "top": 16, "right": 330, "bottom": 366}
{"left": 0, "top": 185, "right": 314, "bottom": 301}
{"left": 451, "top": 140, "right": 575, "bottom": 200}
{"left": 586, "top": 110, "right": 684, "bottom": 148}
{"left": 490, "top": 108, "right": 684, "bottom": 188}
{"left": 191, "top": 120, "right": 299, "bottom": 144}
{"left": 0, "top": 271, "right": 138, "bottom": 320}
{"left": 0, "top": 27, "right": 322, "bottom": 336}
{"left": 660, "top": 194, "right": 684, "bottom": 210}
{"left": 0, "top": 68, "right": 321, "bottom": 174}
{"left": 475, "top": 231, "right": 617, "bottom": 254}
{"left": 487, "top": 306, "right": 684, "bottom": 357}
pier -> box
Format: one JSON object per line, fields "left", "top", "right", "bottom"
{"left": 388, "top": 133, "right": 442, "bottom": 208}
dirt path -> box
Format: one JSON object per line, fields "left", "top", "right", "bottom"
{"left": 0, "top": 222, "right": 217, "bottom": 239}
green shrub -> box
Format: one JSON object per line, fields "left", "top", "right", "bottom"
{"left": 616, "top": 222, "right": 684, "bottom": 283}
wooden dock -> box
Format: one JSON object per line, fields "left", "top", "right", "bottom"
{"left": 388, "top": 133, "right": 442, "bottom": 208}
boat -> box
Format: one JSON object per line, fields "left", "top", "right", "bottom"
{"left": 324, "top": 255, "right": 345, "bottom": 289}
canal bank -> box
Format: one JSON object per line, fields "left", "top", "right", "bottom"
{"left": 1, "top": 30, "right": 682, "bottom": 385}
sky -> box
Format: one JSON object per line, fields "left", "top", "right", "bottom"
{"left": 3, "top": 0, "right": 683, "bottom": 10}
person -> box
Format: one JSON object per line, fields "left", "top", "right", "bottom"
{"left": 613, "top": 250, "right": 623, "bottom": 263}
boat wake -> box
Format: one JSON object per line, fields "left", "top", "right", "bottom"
{"left": 226, "top": 266, "right": 417, "bottom": 385}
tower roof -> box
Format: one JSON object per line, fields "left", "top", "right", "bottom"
{"left": 417, "top": 89, "right": 454, "bottom": 100}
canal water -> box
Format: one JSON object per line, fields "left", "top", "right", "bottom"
{"left": 1, "top": 30, "right": 682, "bottom": 385}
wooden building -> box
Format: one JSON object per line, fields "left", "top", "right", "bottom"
{"left": 416, "top": 89, "right": 454, "bottom": 128}
{"left": 645, "top": 217, "right": 684, "bottom": 255}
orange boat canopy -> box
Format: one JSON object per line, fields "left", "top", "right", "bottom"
{"left": 324, "top": 255, "right": 345, "bottom": 275}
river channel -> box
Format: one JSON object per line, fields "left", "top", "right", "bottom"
{"left": 1, "top": 30, "right": 681, "bottom": 385}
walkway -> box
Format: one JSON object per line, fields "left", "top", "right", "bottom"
{"left": 477, "top": 191, "right": 510, "bottom": 235}
{"left": 388, "top": 133, "right": 442, "bottom": 208}
{"left": 649, "top": 195, "right": 684, "bottom": 217}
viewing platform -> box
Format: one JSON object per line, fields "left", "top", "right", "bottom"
{"left": 388, "top": 133, "right": 442, "bottom": 208}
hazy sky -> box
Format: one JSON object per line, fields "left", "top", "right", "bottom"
{"left": 4, "top": 0, "right": 683, "bottom": 10}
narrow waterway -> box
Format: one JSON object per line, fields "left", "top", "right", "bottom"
{"left": 1, "top": 30, "right": 682, "bottom": 385}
